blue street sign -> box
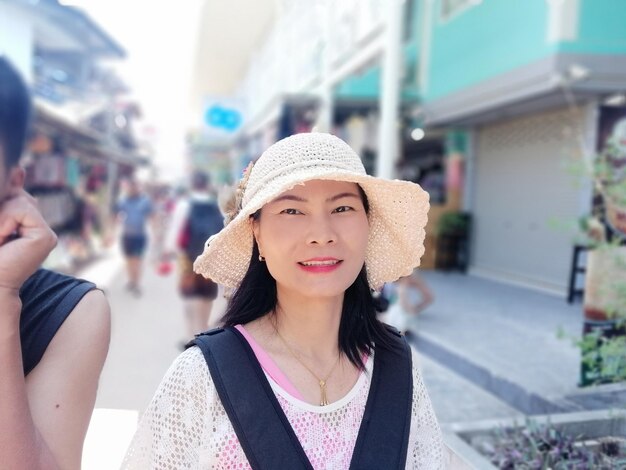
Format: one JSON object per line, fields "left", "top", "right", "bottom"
{"left": 204, "top": 104, "right": 242, "bottom": 132}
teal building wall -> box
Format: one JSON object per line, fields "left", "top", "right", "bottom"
{"left": 559, "top": 0, "right": 626, "bottom": 54}
{"left": 423, "top": 0, "right": 626, "bottom": 102}
{"left": 423, "top": 0, "right": 553, "bottom": 101}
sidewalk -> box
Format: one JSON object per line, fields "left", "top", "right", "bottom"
{"left": 418, "top": 353, "right": 522, "bottom": 424}
{"left": 408, "top": 270, "right": 626, "bottom": 418}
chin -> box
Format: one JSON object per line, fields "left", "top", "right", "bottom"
{"left": 298, "top": 276, "right": 358, "bottom": 299}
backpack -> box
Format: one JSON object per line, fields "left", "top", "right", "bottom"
{"left": 188, "top": 326, "right": 413, "bottom": 469}
{"left": 179, "top": 200, "right": 224, "bottom": 260}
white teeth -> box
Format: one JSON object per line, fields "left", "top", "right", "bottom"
{"left": 301, "top": 260, "right": 339, "bottom": 266}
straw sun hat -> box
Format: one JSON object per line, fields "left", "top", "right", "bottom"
{"left": 194, "top": 132, "right": 430, "bottom": 290}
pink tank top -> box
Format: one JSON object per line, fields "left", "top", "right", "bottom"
{"left": 234, "top": 324, "right": 306, "bottom": 400}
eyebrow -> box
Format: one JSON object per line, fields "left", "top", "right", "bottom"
{"left": 271, "top": 192, "right": 361, "bottom": 204}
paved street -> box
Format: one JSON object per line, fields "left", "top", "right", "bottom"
{"left": 416, "top": 270, "right": 581, "bottom": 402}
{"left": 412, "top": 271, "right": 625, "bottom": 415}
{"left": 419, "top": 354, "right": 522, "bottom": 424}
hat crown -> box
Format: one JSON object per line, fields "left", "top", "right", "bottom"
{"left": 242, "top": 133, "right": 367, "bottom": 207}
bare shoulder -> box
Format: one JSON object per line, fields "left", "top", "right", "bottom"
{"left": 64, "top": 289, "right": 111, "bottom": 337}
{"left": 46, "top": 289, "right": 111, "bottom": 361}
{"left": 25, "top": 289, "right": 111, "bottom": 379}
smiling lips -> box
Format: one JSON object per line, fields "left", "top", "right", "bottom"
{"left": 298, "top": 257, "right": 343, "bottom": 273}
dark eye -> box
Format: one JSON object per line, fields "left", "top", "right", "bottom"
{"left": 281, "top": 208, "right": 301, "bottom": 215}
{"left": 333, "top": 206, "right": 354, "bottom": 213}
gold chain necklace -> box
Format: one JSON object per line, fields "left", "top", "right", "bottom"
{"left": 273, "top": 324, "right": 341, "bottom": 406}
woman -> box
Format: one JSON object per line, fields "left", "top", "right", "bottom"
{"left": 123, "top": 133, "right": 462, "bottom": 469}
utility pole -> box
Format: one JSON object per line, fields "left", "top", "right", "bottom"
{"left": 377, "top": 0, "right": 403, "bottom": 179}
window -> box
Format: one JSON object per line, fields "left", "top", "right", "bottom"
{"left": 403, "top": 0, "right": 416, "bottom": 42}
{"left": 440, "top": 0, "right": 481, "bottom": 21}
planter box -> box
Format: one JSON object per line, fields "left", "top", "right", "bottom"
{"left": 443, "top": 410, "right": 626, "bottom": 469}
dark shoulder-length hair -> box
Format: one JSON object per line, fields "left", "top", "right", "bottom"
{"left": 0, "top": 57, "right": 31, "bottom": 168}
{"left": 221, "top": 185, "right": 396, "bottom": 370}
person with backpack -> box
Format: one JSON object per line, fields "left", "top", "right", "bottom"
{"left": 123, "top": 133, "right": 465, "bottom": 469}
{"left": 164, "top": 171, "right": 224, "bottom": 344}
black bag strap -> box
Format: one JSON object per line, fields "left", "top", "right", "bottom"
{"left": 190, "top": 327, "right": 313, "bottom": 470}
{"left": 349, "top": 327, "right": 413, "bottom": 469}
{"left": 190, "top": 326, "right": 412, "bottom": 470}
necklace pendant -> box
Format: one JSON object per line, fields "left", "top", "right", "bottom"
{"left": 319, "top": 380, "right": 329, "bottom": 406}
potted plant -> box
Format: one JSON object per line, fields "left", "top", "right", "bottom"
{"left": 435, "top": 211, "right": 471, "bottom": 271}
{"left": 567, "top": 113, "right": 626, "bottom": 386}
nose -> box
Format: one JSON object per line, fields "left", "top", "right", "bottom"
{"left": 306, "top": 213, "right": 336, "bottom": 245}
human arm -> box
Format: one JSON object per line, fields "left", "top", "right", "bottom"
{"left": 0, "top": 190, "right": 60, "bottom": 469}
{"left": 406, "top": 348, "right": 447, "bottom": 469}
{"left": 405, "top": 348, "right": 471, "bottom": 469}
{"left": 398, "top": 272, "right": 434, "bottom": 315}
{"left": 25, "top": 289, "right": 110, "bottom": 469}
{"left": 104, "top": 201, "right": 122, "bottom": 247}
{"left": 146, "top": 197, "right": 159, "bottom": 236}
{"left": 163, "top": 199, "right": 189, "bottom": 257}
{"left": 122, "top": 348, "right": 210, "bottom": 469}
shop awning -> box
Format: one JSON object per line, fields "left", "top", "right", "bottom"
{"left": 33, "top": 100, "right": 149, "bottom": 167}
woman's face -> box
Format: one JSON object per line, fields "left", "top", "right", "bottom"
{"left": 253, "top": 179, "right": 369, "bottom": 300}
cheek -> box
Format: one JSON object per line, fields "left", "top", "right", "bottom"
{"left": 345, "top": 217, "right": 370, "bottom": 257}
{"left": 256, "top": 219, "right": 293, "bottom": 254}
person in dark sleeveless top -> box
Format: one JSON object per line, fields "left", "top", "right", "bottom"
{"left": 0, "top": 57, "right": 111, "bottom": 469}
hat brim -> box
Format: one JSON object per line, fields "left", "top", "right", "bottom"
{"left": 193, "top": 172, "right": 429, "bottom": 290}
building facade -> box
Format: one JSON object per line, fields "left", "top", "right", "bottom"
{"left": 0, "top": 0, "right": 147, "bottom": 270}
{"left": 190, "top": 0, "right": 626, "bottom": 296}
{"left": 420, "top": 0, "right": 626, "bottom": 294}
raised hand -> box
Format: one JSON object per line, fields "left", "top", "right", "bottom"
{"left": 0, "top": 189, "right": 57, "bottom": 293}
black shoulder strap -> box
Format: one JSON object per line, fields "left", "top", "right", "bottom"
{"left": 190, "top": 326, "right": 413, "bottom": 470}
{"left": 349, "top": 328, "right": 413, "bottom": 469}
{"left": 189, "top": 327, "right": 313, "bottom": 470}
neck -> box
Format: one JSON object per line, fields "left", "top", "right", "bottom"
{"left": 272, "top": 291, "right": 343, "bottom": 361}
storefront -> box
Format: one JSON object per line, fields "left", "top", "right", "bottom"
{"left": 470, "top": 106, "right": 585, "bottom": 293}
{"left": 29, "top": 103, "right": 144, "bottom": 272}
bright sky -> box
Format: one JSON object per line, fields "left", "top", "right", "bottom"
{"left": 75, "top": 0, "right": 205, "bottom": 182}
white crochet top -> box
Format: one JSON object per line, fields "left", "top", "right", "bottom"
{"left": 122, "top": 346, "right": 448, "bottom": 469}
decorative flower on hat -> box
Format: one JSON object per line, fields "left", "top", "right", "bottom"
{"left": 224, "top": 161, "right": 255, "bottom": 226}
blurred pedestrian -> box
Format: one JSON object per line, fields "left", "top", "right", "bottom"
{"left": 112, "top": 177, "right": 153, "bottom": 296}
{"left": 123, "top": 133, "right": 461, "bottom": 468}
{"left": 384, "top": 269, "right": 435, "bottom": 334}
{"left": 164, "top": 171, "right": 223, "bottom": 345}
{"left": 149, "top": 185, "right": 173, "bottom": 265}
{"left": 0, "top": 56, "right": 111, "bottom": 469}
